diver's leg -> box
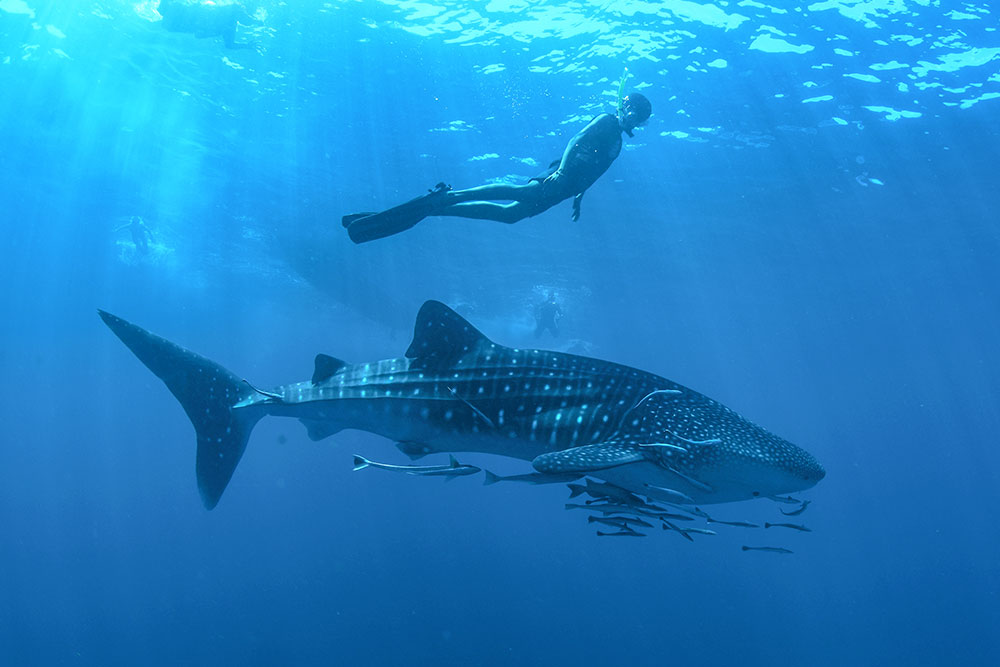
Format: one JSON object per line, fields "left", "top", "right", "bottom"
{"left": 436, "top": 200, "right": 538, "bottom": 224}
{"left": 445, "top": 180, "right": 540, "bottom": 204}
{"left": 434, "top": 181, "right": 545, "bottom": 224}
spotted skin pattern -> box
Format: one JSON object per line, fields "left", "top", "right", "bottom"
{"left": 100, "top": 301, "right": 825, "bottom": 508}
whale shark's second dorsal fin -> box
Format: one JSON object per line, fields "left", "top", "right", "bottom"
{"left": 312, "top": 354, "right": 348, "bottom": 385}
{"left": 405, "top": 300, "right": 493, "bottom": 367}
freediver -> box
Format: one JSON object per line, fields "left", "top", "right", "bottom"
{"left": 115, "top": 216, "right": 154, "bottom": 255}
{"left": 342, "top": 90, "right": 652, "bottom": 244}
{"left": 534, "top": 292, "right": 563, "bottom": 339}
{"left": 157, "top": 0, "right": 260, "bottom": 50}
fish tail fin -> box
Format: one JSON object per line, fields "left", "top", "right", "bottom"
{"left": 483, "top": 470, "right": 501, "bottom": 486}
{"left": 764, "top": 522, "right": 773, "bottom": 528}
{"left": 353, "top": 455, "right": 371, "bottom": 471}
{"left": 98, "top": 310, "right": 261, "bottom": 510}
{"left": 567, "top": 483, "right": 585, "bottom": 498}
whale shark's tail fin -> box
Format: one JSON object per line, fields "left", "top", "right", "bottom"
{"left": 98, "top": 310, "right": 261, "bottom": 510}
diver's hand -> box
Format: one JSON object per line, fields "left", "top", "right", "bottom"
{"left": 571, "top": 193, "right": 583, "bottom": 221}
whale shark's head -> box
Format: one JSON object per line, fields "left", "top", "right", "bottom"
{"left": 680, "top": 433, "right": 826, "bottom": 503}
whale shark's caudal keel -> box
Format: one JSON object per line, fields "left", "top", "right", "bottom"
{"left": 99, "top": 301, "right": 825, "bottom": 509}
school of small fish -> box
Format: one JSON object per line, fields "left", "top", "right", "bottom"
{"left": 353, "top": 454, "right": 815, "bottom": 553}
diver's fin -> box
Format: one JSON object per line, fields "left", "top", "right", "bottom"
{"left": 345, "top": 183, "right": 451, "bottom": 244}
{"left": 405, "top": 300, "right": 494, "bottom": 368}
{"left": 341, "top": 212, "right": 376, "bottom": 228}
{"left": 312, "top": 353, "right": 348, "bottom": 385}
{"left": 98, "top": 310, "right": 260, "bottom": 510}
{"left": 532, "top": 443, "right": 645, "bottom": 474}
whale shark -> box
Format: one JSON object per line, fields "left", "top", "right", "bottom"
{"left": 98, "top": 300, "right": 825, "bottom": 509}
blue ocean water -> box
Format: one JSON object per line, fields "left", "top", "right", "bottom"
{"left": 2, "top": 0, "right": 999, "bottom": 664}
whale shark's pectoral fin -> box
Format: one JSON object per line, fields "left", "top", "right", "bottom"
{"left": 396, "top": 440, "right": 432, "bottom": 460}
{"left": 299, "top": 419, "right": 344, "bottom": 442}
{"left": 312, "top": 354, "right": 348, "bottom": 385}
{"left": 532, "top": 443, "right": 646, "bottom": 474}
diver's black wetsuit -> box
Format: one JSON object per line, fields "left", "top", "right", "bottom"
{"left": 437, "top": 113, "right": 624, "bottom": 223}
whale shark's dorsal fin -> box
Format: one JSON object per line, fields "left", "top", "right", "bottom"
{"left": 405, "top": 300, "right": 494, "bottom": 367}
{"left": 312, "top": 354, "right": 348, "bottom": 385}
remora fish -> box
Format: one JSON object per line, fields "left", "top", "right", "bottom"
{"left": 741, "top": 546, "right": 794, "bottom": 554}
{"left": 780, "top": 500, "right": 811, "bottom": 516}
{"left": 98, "top": 301, "right": 825, "bottom": 509}
{"left": 353, "top": 454, "right": 480, "bottom": 478}
{"left": 707, "top": 518, "right": 760, "bottom": 528}
{"left": 764, "top": 522, "right": 812, "bottom": 532}
{"left": 484, "top": 470, "right": 581, "bottom": 485}
{"left": 587, "top": 515, "right": 654, "bottom": 529}
{"left": 597, "top": 529, "right": 646, "bottom": 537}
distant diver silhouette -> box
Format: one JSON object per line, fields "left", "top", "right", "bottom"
{"left": 158, "top": 0, "right": 260, "bottom": 50}
{"left": 116, "top": 216, "right": 154, "bottom": 255}
{"left": 534, "top": 292, "right": 563, "bottom": 339}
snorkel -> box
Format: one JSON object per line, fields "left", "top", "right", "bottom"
{"left": 616, "top": 67, "right": 634, "bottom": 137}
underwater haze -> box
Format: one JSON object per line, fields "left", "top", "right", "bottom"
{"left": 2, "top": 0, "right": 999, "bottom": 665}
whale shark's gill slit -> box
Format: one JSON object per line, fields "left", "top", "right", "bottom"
{"left": 617, "top": 389, "right": 682, "bottom": 428}
{"left": 447, "top": 386, "right": 496, "bottom": 430}
{"left": 638, "top": 442, "right": 688, "bottom": 453}
{"left": 662, "top": 427, "right": 721, "bottom": 447}
{"left": 667, "top": 465, "right": 714, "bottom": 493}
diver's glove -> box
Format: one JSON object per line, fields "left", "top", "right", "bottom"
{"left": 571, "top": 192, "right": 584, "bottom": 221}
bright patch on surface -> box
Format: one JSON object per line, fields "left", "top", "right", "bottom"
{"left": 469, "top": 153, "right": 500, "bottom": 161}
{"left": 802, "top": 95, "right": 833, "bottom": 103}
{"left": 870, "top": 60, "right": 908, "bottom": 71}
{"left": 707, "top": 58, "right": 728, "bottom": 68}
{"left": 832, "top": 117, "right": 848, "bottom": 125}
{"left": 0, "top": 0, "right": 33, "bottom": 17}
{"left": 45, "top": 25, "right": 65, "bottom": 38}
{"left": 738, "top": 0, "right": 788, "bottom": 14}
{"left": 946, "top": 10, "right": 980, "bottom": 20}
{"left": 863, "top": 106, "right": 922, "bottom": 121}
{"left": 430, "top": 120, "right": 475, "bottom": 132}
{"left": 660, "top": 0, "right": 749, "bottom": 30}
{"left": 833, "top": 48, "right": 853, "bottom": 57}
{"left": 845, "top": 73, "right": 880, "bottom": 83}
{"left": 749, "top": 34, "right": 814, "bottom": 54}
{"left": 912, "top": 48, "right": 1000, "bottom": 77}
{"left": 957, "top": 91, "right": 1000, "bottom": 110}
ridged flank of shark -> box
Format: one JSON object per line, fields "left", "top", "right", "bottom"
{"left": 100, "top": 300, "right": 825, "bottom": 508}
